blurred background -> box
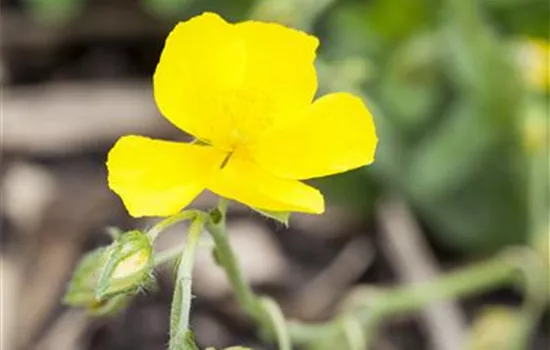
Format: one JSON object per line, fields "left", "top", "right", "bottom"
{"left": 1, "top": 0, "right": 548, "bottom": 349}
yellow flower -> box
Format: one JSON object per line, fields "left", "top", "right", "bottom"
{"left": 107, "top": 12, "right": 378, "bottom": 217}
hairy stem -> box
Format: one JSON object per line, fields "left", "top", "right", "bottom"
{"left": 169, "top": 216, "right": 205, "bottom": 350}
{"left": 148, "top": 210, "right": 200, "bottom": 242}
{"left": 153, "top": 243, "right": 187, "bottom": 267}
{"left": 205, "top": 200, "right": 262, "bottom": 319}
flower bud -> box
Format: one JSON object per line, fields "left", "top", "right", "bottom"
{"left": 63, "top": 248, "right": 106, "bottom": 308}
{"left": 96, "top": 230, "right": 154, "bottom": 300}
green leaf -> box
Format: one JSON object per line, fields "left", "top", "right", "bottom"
{"left": 365, "top": 0, "right": 435, "bottom": 41}
{"left": 252, "top": 208, "right": 290, "bottom": 226}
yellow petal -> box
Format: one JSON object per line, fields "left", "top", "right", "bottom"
{"left": 153, "top": 12, "right": 247, "bottom": 148}
{"left": 250, "top": 92, "right": 378, "bottom": 179}
{"left": 233, "top": 20, "right": 319, "bottom": 136}
{"left": 107, "top": 135, "right": 225, "bottom": 217}
{"left": 208, "top": 154, "right": 324, "bottom": 214}
{"left": 154, "top": 13, "right": 319, "bottom": 149}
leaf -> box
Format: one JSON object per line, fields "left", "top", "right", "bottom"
{"left": 252, "top": 208, "right": 290, "bottom": 226}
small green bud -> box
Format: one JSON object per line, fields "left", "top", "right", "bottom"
{"left": 64, "top": 230, "right": 153, "bottom": 316}
{"left": 63, "top": 247, "right": 131, "bottom": 317}
{"left": 96, "top": 230, "right": 154, "bottom": 300}
{"left": 63, "top": 248, "right": 106, "bottom": 307}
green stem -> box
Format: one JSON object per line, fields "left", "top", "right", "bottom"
{"left": 289, "top": 251, "right": 525, "bottom": 345}
{"left": 260, "top": 297, "right": 292, "bottom": 350}
{"left": 203, "top": 200, "right": 542, "bottom": 350}
{"left": 341, "top": 316, "right": 365, "bottom": 350}
{"left": 154, "top": 243, "right": 187, "bottom": 267}
{"left": 205, "top": 200, "right": 288, "bottom": 347}
{"left": 205, "top": 200, "right": 262, "bottom": 319}
{"left": 506, "top": 248, "right": 548, "bottom": 350}
{"left": 148, "top": 210, "right": 199, "bottom": 242}
{"left": 169, "top": 216, "right": 205, "bottom": 350}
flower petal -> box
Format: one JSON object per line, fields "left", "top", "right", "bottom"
{"left": 251, "top": 92, "right": 378, "bottom": 179}
{"left": 153, "top": 13, "right": 319, "bottom": 149}
{"left": 107, "top": 135, "right": 225, "bottom": 217}
{"left": 233, "top": 20, "right": 319, "bottom": 134}
{"left": 153, "top": 12, "right": 247, "bottom": 147}
{"left": 208, "top": 155, "right": 324, "bottom": 214}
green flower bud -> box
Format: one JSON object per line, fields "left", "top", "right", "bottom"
{"left": 95, "top": 230, "right": 154, "bottom": 300}
{"left": 63, "top": 235, "right": 142, "bottom": 316}
{"left": 63, "top": 248, "right": 107, "bottom": 307}
{"left": 64, "top": 230, "right": 154, "bottom": 313}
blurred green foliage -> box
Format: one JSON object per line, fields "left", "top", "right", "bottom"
{"left": 24, "top": 0, "right": 86, "bottom": 24}
{"left": 23, "top": 0, "right": 548, "bottom": 254}
{"left": 315, "top": 0, "right": 547, "bottom": 254}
